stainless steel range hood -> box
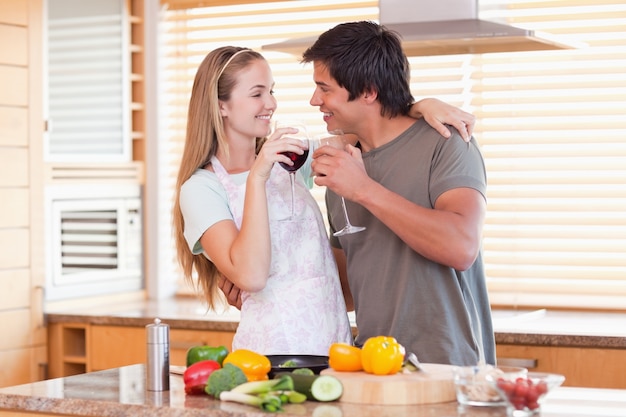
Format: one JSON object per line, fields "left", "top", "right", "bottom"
{"left": 262, "top": 0, "right": 582, "bottom": 56}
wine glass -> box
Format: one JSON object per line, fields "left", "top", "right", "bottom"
{"left": 314, "top": 130, "right": 366, "bottom": 236}
{"left": 275, "top": 120, "right": 310, "bottom": 220}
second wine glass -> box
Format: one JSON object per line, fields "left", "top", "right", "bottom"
{"left": 275, "top": 120, "right": 310, "bottom": 220}
{"left": 315, "top": 130, "right": 366, "bottom": 236}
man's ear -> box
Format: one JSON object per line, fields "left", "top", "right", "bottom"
{"left": 362, "top": 88, "right": 378, "bottom": 104}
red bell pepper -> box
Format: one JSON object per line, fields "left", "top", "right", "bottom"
{"left": 183, "top": 359, "right": 221, "bottom": 395}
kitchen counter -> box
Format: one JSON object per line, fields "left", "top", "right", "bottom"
{"left": 1, "top": 364, "right": 625, "bottom": 417}
{"left": 45, "top": 296, "right": 626, "bottom": 349}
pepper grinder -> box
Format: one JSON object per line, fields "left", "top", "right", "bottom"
{"left": 146, "top": 318, "right": 170, "bottom": 391}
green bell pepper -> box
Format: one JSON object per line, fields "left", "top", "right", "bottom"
{"left": 186, "top": 345, "right": 229, "bottom": 367}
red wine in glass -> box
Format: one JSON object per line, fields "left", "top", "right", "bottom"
{"left": 279, "top": 149, "right": 309, "bottom": 172}
{"left": 274, "top": 120, "right": 310, "bottom": 220}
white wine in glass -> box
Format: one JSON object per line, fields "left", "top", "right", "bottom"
{"left": 314, "top": 130, "right": 366, "bottom": 236}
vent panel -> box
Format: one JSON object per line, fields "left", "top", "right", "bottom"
{"left": 45, "top": 184, "right": 143, "bottom": 301}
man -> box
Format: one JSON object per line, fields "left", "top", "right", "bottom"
{"left": 306, "top": 20, "right": 495, "bottom": 366}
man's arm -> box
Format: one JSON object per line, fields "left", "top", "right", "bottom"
{"left": 217, "top": 274, "right": 242, "bottom": 310}
{"left": 357, "top": 185, "right": 486, "bottom": 270}
{"left": 316, "top": 139, "right": 486, "bottom": 271}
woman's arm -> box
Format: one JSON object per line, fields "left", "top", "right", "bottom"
{"left": 410, "top": 98, "right": 476, "bottom": 141}
{"left": 200, "top": 129, "right": 308, "bottom": 293}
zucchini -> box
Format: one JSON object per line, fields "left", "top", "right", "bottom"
{"left": 274, "top": 372, "right": 343, "bottom": 402}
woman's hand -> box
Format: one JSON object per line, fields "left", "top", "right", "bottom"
{"left": 253, "top": 127, "right": 308, "bottom": 179}
{"left": 410, "top": 98, "right": 476, "bottom": 141}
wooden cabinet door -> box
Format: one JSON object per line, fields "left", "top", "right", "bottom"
{"left": 89, "top": 325, "right": 235, "bottom": 371}
{"left": 90, "top": 326, "right": 145, "bottom": 372}
{"left": 169, "top": 329, "right": 235, "bottom": 367}
{"left": 497, "top": 344, "right": 626, "bottom": 389}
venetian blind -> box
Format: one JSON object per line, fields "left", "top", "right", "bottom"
{"left": 47, "top": 0, "right": 130, "bottom": 161}
{"left": 474, "top": 0, "right": 626, "bottom": 309}
{"left": 158, "top": 0, "right": 626, "bottom": 310}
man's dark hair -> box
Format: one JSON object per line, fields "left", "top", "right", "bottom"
{"left": 301, "top": 20, "right": 414, "bottom": 118}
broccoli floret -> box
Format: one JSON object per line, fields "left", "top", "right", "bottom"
{"left": 205, "top": 363, "right": 248, "bottom": 398}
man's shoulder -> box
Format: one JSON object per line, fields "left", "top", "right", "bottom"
{"left": 398, "top": 119, "right": 448, "bottom": 146}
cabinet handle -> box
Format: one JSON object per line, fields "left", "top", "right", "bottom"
{"left": 498, "top": 358, "right": 538, "bottom": 369}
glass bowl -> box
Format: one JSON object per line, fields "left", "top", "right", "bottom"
{"left": 486, "top": 371, "right": 565, "bottom": 416}
{"left": 453, "top": 365, "right": 527, "bottom": 407}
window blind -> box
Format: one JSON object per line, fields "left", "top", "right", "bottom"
{"left": 158, "top": 0, "right": 626, "bottom": 310}
{"left": 47, "top": 0, "right": 130, "bottom": 161}
{"left": 473, "top": 0, "right": 626, "bottom": 309}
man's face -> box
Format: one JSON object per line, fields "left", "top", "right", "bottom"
{"left": 309, "top": 62, "right": 360, "bottom": 135}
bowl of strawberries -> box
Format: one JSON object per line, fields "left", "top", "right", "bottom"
{"left": 487, "top": 371, "right": 565, "bottom": 416}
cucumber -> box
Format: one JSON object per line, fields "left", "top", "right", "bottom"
{"left": 275, "top": 372, "right": 343, "bottom": 402}
{"left": 310, "top": 375, "right": 344, "bottom": 402}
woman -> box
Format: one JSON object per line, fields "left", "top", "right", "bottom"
{"left": 173, "top": 46, "right": 475, "bottom": 355}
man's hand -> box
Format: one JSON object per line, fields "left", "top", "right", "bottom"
{"left": 217, "top": 274, "right": 242, "bottom": 310}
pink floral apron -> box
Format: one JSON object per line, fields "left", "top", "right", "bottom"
{"left": 211, "top": 156, "right": 353, "bottom": 355}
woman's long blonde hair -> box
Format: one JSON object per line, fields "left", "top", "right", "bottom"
{"left": 173, "top": 46, "right": 266, "bottom": 310}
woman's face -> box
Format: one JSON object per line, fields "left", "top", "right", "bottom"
{"left": 220, "top": 58, "right": 277, "bottom": 140}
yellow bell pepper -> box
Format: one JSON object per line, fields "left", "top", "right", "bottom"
{"left": 222, "top": 349, "right": 271, "bottom": 381}
{"left": 361, "top": 336, "right": 406, "bottom": 375}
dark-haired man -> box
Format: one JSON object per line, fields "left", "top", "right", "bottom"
{"left": 307, "top": 20, "right": 495, "bottom": 366}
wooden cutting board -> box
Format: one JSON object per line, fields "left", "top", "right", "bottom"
{"left": 320, "top": 363, "right": 456, "bottom": 405}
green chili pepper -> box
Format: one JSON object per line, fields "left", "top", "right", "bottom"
{"left": 186, "top": 345, "right": 229, "bottom": 367}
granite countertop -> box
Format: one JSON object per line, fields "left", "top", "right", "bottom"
{"left": 1, "top": 364, "right": 625, "bottom": 417}
{"left": 45, "top": 296, "right": 626, "bottom": 349}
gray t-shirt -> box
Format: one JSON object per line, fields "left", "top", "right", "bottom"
{"left": 328, "top": 119, "right": 495, "bottom": 366}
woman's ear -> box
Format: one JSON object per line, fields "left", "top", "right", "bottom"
{"left": 218, "top": 100, "right": 229, "bottom": 117}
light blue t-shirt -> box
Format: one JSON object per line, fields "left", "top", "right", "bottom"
{"left": 179, "top": 156, "right": 314, "bottom": 255}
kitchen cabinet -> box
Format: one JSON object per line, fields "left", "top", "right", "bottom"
{"left": 47, "top": 322, "right": 89, "bottom": 377}
{"left": 497, "top": 344, "right": 626, "bottom": 389}
{"left": 47, "top": 322, "right": 235, "bottom": 378}
{"left": 90, "top": 325, "right": 235, "bottom": 371}
{"left": 48, "top": 320, "right": 626, "bottom": 390}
